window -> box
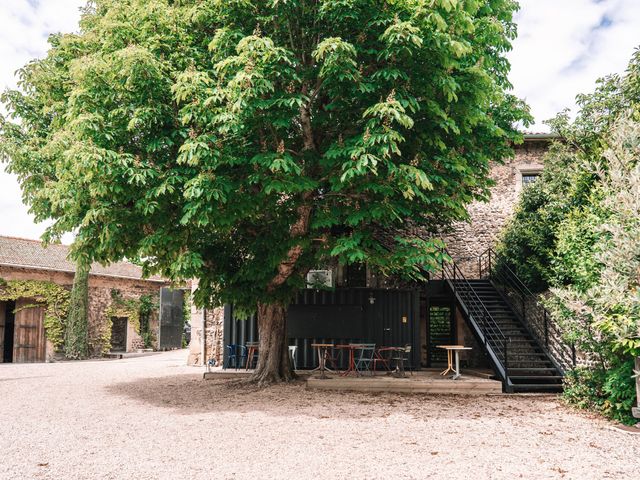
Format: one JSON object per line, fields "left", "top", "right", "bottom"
{"left": 521, "top": 173, "right": 540, "bottom": 186}
{"left": 344, "top": 263, "right": 367, "bottom": 287}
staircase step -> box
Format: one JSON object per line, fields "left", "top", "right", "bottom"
{"left": 451, "top": 276, "right": 565, "bottom": 394}
{"left": 509, "top": 367, "right": 557, "bottom": 373}
{"left": 509, "top": 375, "right": 563, "bottom": 381}
{"left": 511, "top": 384, "right": 563, "bottom": 393}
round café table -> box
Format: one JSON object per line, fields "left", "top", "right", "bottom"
{"left": 437, "top": 345, "right": 472, "bottom": 380}
{"left": 311, "top": 343, "right": 334, "bottom": 379}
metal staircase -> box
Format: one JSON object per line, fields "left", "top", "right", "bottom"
{"left": 442, "top": 250, "right": 572, "bottom": 393}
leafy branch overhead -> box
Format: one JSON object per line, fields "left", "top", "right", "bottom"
{"left": 0, "top": 0, "right": 530, "bottom": 311}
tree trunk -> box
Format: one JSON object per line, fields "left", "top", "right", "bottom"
{"left": 250, "top": 302, "right": 295, "bottom": 385}
{"left": 249, "top": 198, "right": 312, "bottom": 385}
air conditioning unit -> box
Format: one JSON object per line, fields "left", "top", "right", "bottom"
{"left": 306, "top": 269, "right": 333, "bottom": 288}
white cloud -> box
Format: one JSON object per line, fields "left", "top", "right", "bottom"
{"left": 508, "top": 0, "right": 640, "bottom": 131}
{"left": 0, "top": 1, "right": 639, "bottom": 240}
{"left": 0, "top": 0, "right": 84, "bottom": 242}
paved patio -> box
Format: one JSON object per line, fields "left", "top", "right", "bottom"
{"left": 204, "top": 367, "right": 501, "bottom": 394}
{"left": 1, "top": 350, "right": 639, "bottom": 479}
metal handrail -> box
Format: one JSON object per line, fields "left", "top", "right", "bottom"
{"left": 478, "top": 248, "right": 576, "bottom": 371}
{"left": 440, "top": 251, "right": 509, "bottom": 384}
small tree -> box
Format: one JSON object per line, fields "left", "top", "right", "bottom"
{"left": 65, "top": 263, "right": 90, "bottom": 359}
{"left": 1, "top": 0, "right": 530, "bottom": 384}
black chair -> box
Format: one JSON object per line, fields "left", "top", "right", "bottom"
{"left": 391, "top": 345, "right": 413, "bottom": 377}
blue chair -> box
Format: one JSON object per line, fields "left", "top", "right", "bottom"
{"left": 354, "top": 343, "right": 376, "bottom": 376}
{"left": 224, "top": 344, "right": 246, "bottom": 370}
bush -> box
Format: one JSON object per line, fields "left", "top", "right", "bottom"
{"left": 563, "top": 358, "right": 637, "bottom": 425}
{"left": 499, "top": 49, "right": 640, "bottom": 424}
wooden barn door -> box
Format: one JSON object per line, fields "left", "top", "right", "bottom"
{"left": 13, "top": 299, "right": 46, "bottom": 363}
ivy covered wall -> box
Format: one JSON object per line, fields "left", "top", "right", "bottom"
{"left": 0, "top": 265, "right": 166, "bottom": 359}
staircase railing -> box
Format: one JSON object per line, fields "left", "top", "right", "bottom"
{"left": 440, "top": 252, "right": 510, "bottom": 388}
{"left": 478, "top": 248, "right": 576, "bottom": 373}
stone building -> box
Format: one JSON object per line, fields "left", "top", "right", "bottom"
{"left": 0, "top": 236, "right": 170, "bottom": 363}
{"left": 443, "top": 134, "right": 551, "bottom": 276}
{"left": 189, "top": 135, "right": 556, "bottom": 378}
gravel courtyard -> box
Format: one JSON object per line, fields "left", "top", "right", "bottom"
{"left": 1, "top": 350, "right": 638, "bottom": 480}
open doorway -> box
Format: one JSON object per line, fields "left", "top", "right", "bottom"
{"left": 426, "top": 304, "right": 455, "bottom": 367}
{"left": 110, "top": 317, "right": 128, "bottom": 352}
{"left": 1, "top": 301, "right": 16, "bottom": 363}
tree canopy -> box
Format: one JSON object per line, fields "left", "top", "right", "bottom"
{"left": 1, "top": 0, "right": 529, "bottom": 313}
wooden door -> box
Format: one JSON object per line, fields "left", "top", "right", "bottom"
{"left": 0, "top": 301, "right": 5, "bottom": 363}
{"left": 13, "top": 299, "right": 46, "bottom": 363}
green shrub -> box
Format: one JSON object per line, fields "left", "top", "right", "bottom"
{"left": 500, "top": 49, "right": 640, "bottom": 424}
{"left": 563, "top": 358, "right": 637, "bottom": 425}
{"left": 64, "top": 264, "right": 90, "bottom": 359}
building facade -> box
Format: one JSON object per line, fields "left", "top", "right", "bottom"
{"left": 188, "top": 136, "right": 552, "bottom": 371}
{"left": 0, "top": 236, "right": 170, "bottom": 363}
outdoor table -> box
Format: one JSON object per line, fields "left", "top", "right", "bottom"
{"left": 375, "top": 347, "right": 397, "bottom": 375}
{"left": 311, "top": 343, "right": 334, "bottom": 379}
{"left": 335, "top": 344, "right": 364, "bottom": 376}
{"left": 245, "top": 342, "right": 259, "bottom": 370}
{"left": 437, "top": 345, "right": 472, "bottom": 380}
{"left": 383, "top": 346, "right": 408, "bottom": 378}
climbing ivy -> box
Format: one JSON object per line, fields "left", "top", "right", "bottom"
{"left": 138, "top": 293, "right": 157, "bottom": 349}
{"left": 64, "top": 264, "right": 90, "bottom": 359}
{"left": 0, "top": 278, "right": 70, "bottom": 350}
{"left": 101, "top": 289, "right": 158, "bottom": 353}
{"left": 182, "top": 290, "right": 191, "bottom": 348}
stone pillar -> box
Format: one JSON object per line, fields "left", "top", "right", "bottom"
{"left": 633, "top": 357, "right": 640, "bottom": 419}
{"left": 187, "top": 279, "right": 205, "bottom": 365}
{"left": 186, "top": 279, "right": 225, "bottom": 366}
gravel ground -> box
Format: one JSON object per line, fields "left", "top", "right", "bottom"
{"left": 1, "top": 350, "right": 638, "bottom": 480}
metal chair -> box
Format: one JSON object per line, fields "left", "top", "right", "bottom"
{"left": 238, "top": 345, "right": 251, "bottom": 369}
{"left": 391, "top": 345, "right": 413, "bottom": 376}
{"left": 288, "top": 345, "right": 298, "bottom": 370}
{"left": 354, "top": 344, "right": 376, "bottom": 376}
{"left": 223, "top": 344, "right": 241, "bottom": 370}
{"left": 402, "top": 345, "right": 413, "bottom": 375}
{"left": 372, "top": 347, "right": 391, "bottom": 374}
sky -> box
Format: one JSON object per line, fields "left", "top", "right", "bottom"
{"left": 0, "top": 0, "right": 639, "bottom": 242}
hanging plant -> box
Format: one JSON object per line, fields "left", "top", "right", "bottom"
{"left": 0, "top": 278, "right": 71, "bottom": 350}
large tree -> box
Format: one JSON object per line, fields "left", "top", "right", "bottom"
{"left": 1, "top": 0, "right": 529, "bottom": 384}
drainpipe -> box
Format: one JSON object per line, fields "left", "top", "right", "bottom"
{"left": 202, "top": 308, "right": 207, "bottom": 367}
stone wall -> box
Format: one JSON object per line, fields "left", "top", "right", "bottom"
{"left": 187, "top": 280, "right": 225, "bottom": 366}
{"left": 443, "top": 139, "right": 549, "bottom": 277}
{"left": 0, "top": 265, "right": 166, "bottom": 360}
{"left": 187, "top": 306, "right": 224, "bottom": 366}
{"left": 86, "top": 276, "right": 165, "bottom": 356}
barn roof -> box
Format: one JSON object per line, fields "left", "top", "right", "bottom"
{"left": 0, "top": 236, "right": 166, "bottom": 283}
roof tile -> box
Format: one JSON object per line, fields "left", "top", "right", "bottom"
{"left": 0, "top": 236, "right": 165, "bottom": 282}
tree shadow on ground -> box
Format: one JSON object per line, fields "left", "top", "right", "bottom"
{"left": 104, "top": 372, "right": 564, "bottom": 421}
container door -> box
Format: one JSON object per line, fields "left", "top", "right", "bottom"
{"left": 158, "top": 288, "right": 184, "bottom": 350}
